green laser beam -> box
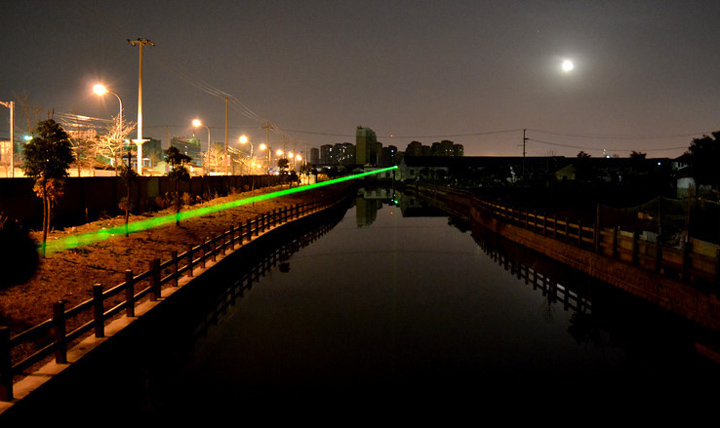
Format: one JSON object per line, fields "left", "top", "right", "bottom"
{"left": 43, "top": 166, "right": 398, "bottom": 256}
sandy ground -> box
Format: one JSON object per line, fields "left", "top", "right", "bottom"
{"left": 0, "top": 183, "right": 351, "bottom": 334}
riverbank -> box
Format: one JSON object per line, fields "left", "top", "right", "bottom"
{"left": 0, "top": 182, "right": 354, "bottom": 334}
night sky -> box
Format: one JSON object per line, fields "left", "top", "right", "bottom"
{"left": 2, "top": 0, "right": 719, "bottom": 158}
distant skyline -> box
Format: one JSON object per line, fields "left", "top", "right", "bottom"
{"left": 2, "top": 0, "right": 719, "bottom": 159}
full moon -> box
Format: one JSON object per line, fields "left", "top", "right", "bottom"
{"left": 562, "top": 59, "right": 574, "bottom": 72}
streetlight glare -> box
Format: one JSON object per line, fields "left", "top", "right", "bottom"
{"left": 239, "top": 135, "right": 248, "bottom": 144}
{"left": 192, "top": 119, "right": 202, "bottom": 127}
{"left": 93, "top": 84, "right": 108, "bottom": 96}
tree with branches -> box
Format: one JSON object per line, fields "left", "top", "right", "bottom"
{"left": 204, "top": 143, "right": 226, "bottom": 175}
{"left": 165, "top": 146, "right": 192, "bottom": 225}
{"left": 22, "top": 118, "right": 75, "bottom": 255}
{"left": 686, "top": 131, "right": 720, "bottom": 192}
{"left": 93, "top": 114, "right": 135, "bottom": 174}
{"left": 118, "top": 164, "right": 139, "bottom": 234}
{"left": 63, "top": 114, "right": 99, "bottom": 176}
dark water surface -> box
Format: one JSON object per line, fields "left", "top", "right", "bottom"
{"left": 4, "top": 189, "right": 720, "bottom": 423}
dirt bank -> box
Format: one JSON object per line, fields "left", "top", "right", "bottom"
{"left": 0, "top": 182, "right": 354, "bottom": 334}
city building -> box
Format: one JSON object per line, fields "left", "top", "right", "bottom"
{"left": 356, "top": 126, "right": 379, "bottom": 166}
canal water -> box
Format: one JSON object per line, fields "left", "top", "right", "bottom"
{"left": 4, "top": 187, "right": 720, "bottom": 423}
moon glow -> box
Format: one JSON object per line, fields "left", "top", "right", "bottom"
{"left": 562, "top": 59, "right": 574, "bottom": 72}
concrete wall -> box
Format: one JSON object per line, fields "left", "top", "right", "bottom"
{"left": 470, "top": 207, "right": 720, "bottom": 331}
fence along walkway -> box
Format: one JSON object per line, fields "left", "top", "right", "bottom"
{"left": 0, "top": 190, "right": 348, "bottom": 404}
{"left": 412, "top": 183, "right": 720, "bottom": 286}
{"left": 473, "top": 197, "right": 720, "bottom": 285}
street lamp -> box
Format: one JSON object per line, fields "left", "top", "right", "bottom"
{"left": 192, "top": 119, "right": 210, "bottom": 172}
{"left": 259, "top": 143, "right": 271, "bottom": 174}
{"left": 239, "top": 135, "right": 253, "bottom": 157}
{"left": 93, "top": 84, "right": 125, "bottom": 168}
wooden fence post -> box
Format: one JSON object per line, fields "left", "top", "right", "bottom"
{"left": 201, "top": 239, "right": 207, "bottom": 269}
{"left": 187, "top": 245, "right": 194, "bottom": 277}
{"left": 0, "top": 327, "right": 12, "bottom": 401}
{"left": 93, "top": 284, "right": 105, "bottom": 338}
{"left": 125, "top": 270, "right": 135, "bottom": 317}
{"left": 682, "top": 240, "right": 692, "bottom": 279}
{"left": 221, "top": 230, "right": 227, "bottom": 255}
{"left": 152, "top": 259, "right": 161, "bottom": 299}
{"left": 211, "top": 235, "right": 217, "bottom": 262}
{"left": 171, "top": 251, "right": 179, "bottom": 287}
{"left": 53, "top": 301, "right": 68, "bottom": 364}
{"left": 577, "top": 220, "right": 582, "bottom": 245}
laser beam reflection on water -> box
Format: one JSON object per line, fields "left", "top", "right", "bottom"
{"left": 43, "top": 166, "right": 398, "bottom": 256}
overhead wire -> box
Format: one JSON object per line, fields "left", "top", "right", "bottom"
{"left": 525, "top": 128, "right": 714, "bottom": 141}
{"left": 79, "top": 0, "right": 287, "bottom": 140}
{"left": 73, "top": 0, "right": 716, "bottom": 154}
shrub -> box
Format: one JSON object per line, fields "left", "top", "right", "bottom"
{"left": 0, "top": 214, "right": 40, "bottom": 288}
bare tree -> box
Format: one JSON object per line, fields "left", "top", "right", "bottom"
{"left": 62, "top": 113, "right": 99, "bottom": 176}
{"left": 203, "top": 142, "right": 225, "bottom": 175}
{"left": 92, "top": 114, "right": 135, "bottom": 174}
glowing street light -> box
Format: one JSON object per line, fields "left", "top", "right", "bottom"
{"left": 192, "top": 119, "right": 211, "bottom": 171}
{"left": 93, "top": 84, "right": 125, "bottom": 168}
{"left": 239, "top": 134, "right": 253, "bottom": 157}
{"left": 259, "top": 143, "right": 271, "bottom": 174}
{"left": 93, "top": 84, "right": 123, "bottom": 120}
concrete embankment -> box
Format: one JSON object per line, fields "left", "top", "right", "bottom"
{"left": 404, "top": 183, "right": 720, "bottom": 333}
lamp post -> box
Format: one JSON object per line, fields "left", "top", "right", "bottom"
{"left": 193, "top": 119, "right": 210, "bottom": 172}
{"left": 240, "top": 135, "right": 253, "bottom": 176}
{"left": 93, "top": 84, "right": 124, "bottom": 168}
{"left": 239, "top": 135, "right": 253, "bottom": 157}
{"left": 259, "top": 143, "right": 271, "bottom": 174}
{"left": 0, "top": 100, "right": 14, "bottom": 177}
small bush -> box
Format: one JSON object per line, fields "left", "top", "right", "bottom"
{"left": 0, "top": 214, "right": 40, "bottom": 288}
{"left": 154, "top": 195, "right": 169, "bottom": 210}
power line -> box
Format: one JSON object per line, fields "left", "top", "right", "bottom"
{"left": 526, "top": 128, "right": 713, "bottom": 141}
{"left": 527, "top": 137, "right": 688, "bottom": 153}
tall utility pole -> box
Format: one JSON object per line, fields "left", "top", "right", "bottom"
{"left": 225, "top": 97, "right": 229, "bottom": 175}
{"left": 0, "top": 100, "right": 14, "bottom": 177}
{"left": 522, "top": 128, "right": 528, "bottom": 180}
{"left": 128, "top": 38, "right": 154, "bottom": 175}
{"left": 262, "top": 122, "right": 271, "bottom": 174}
